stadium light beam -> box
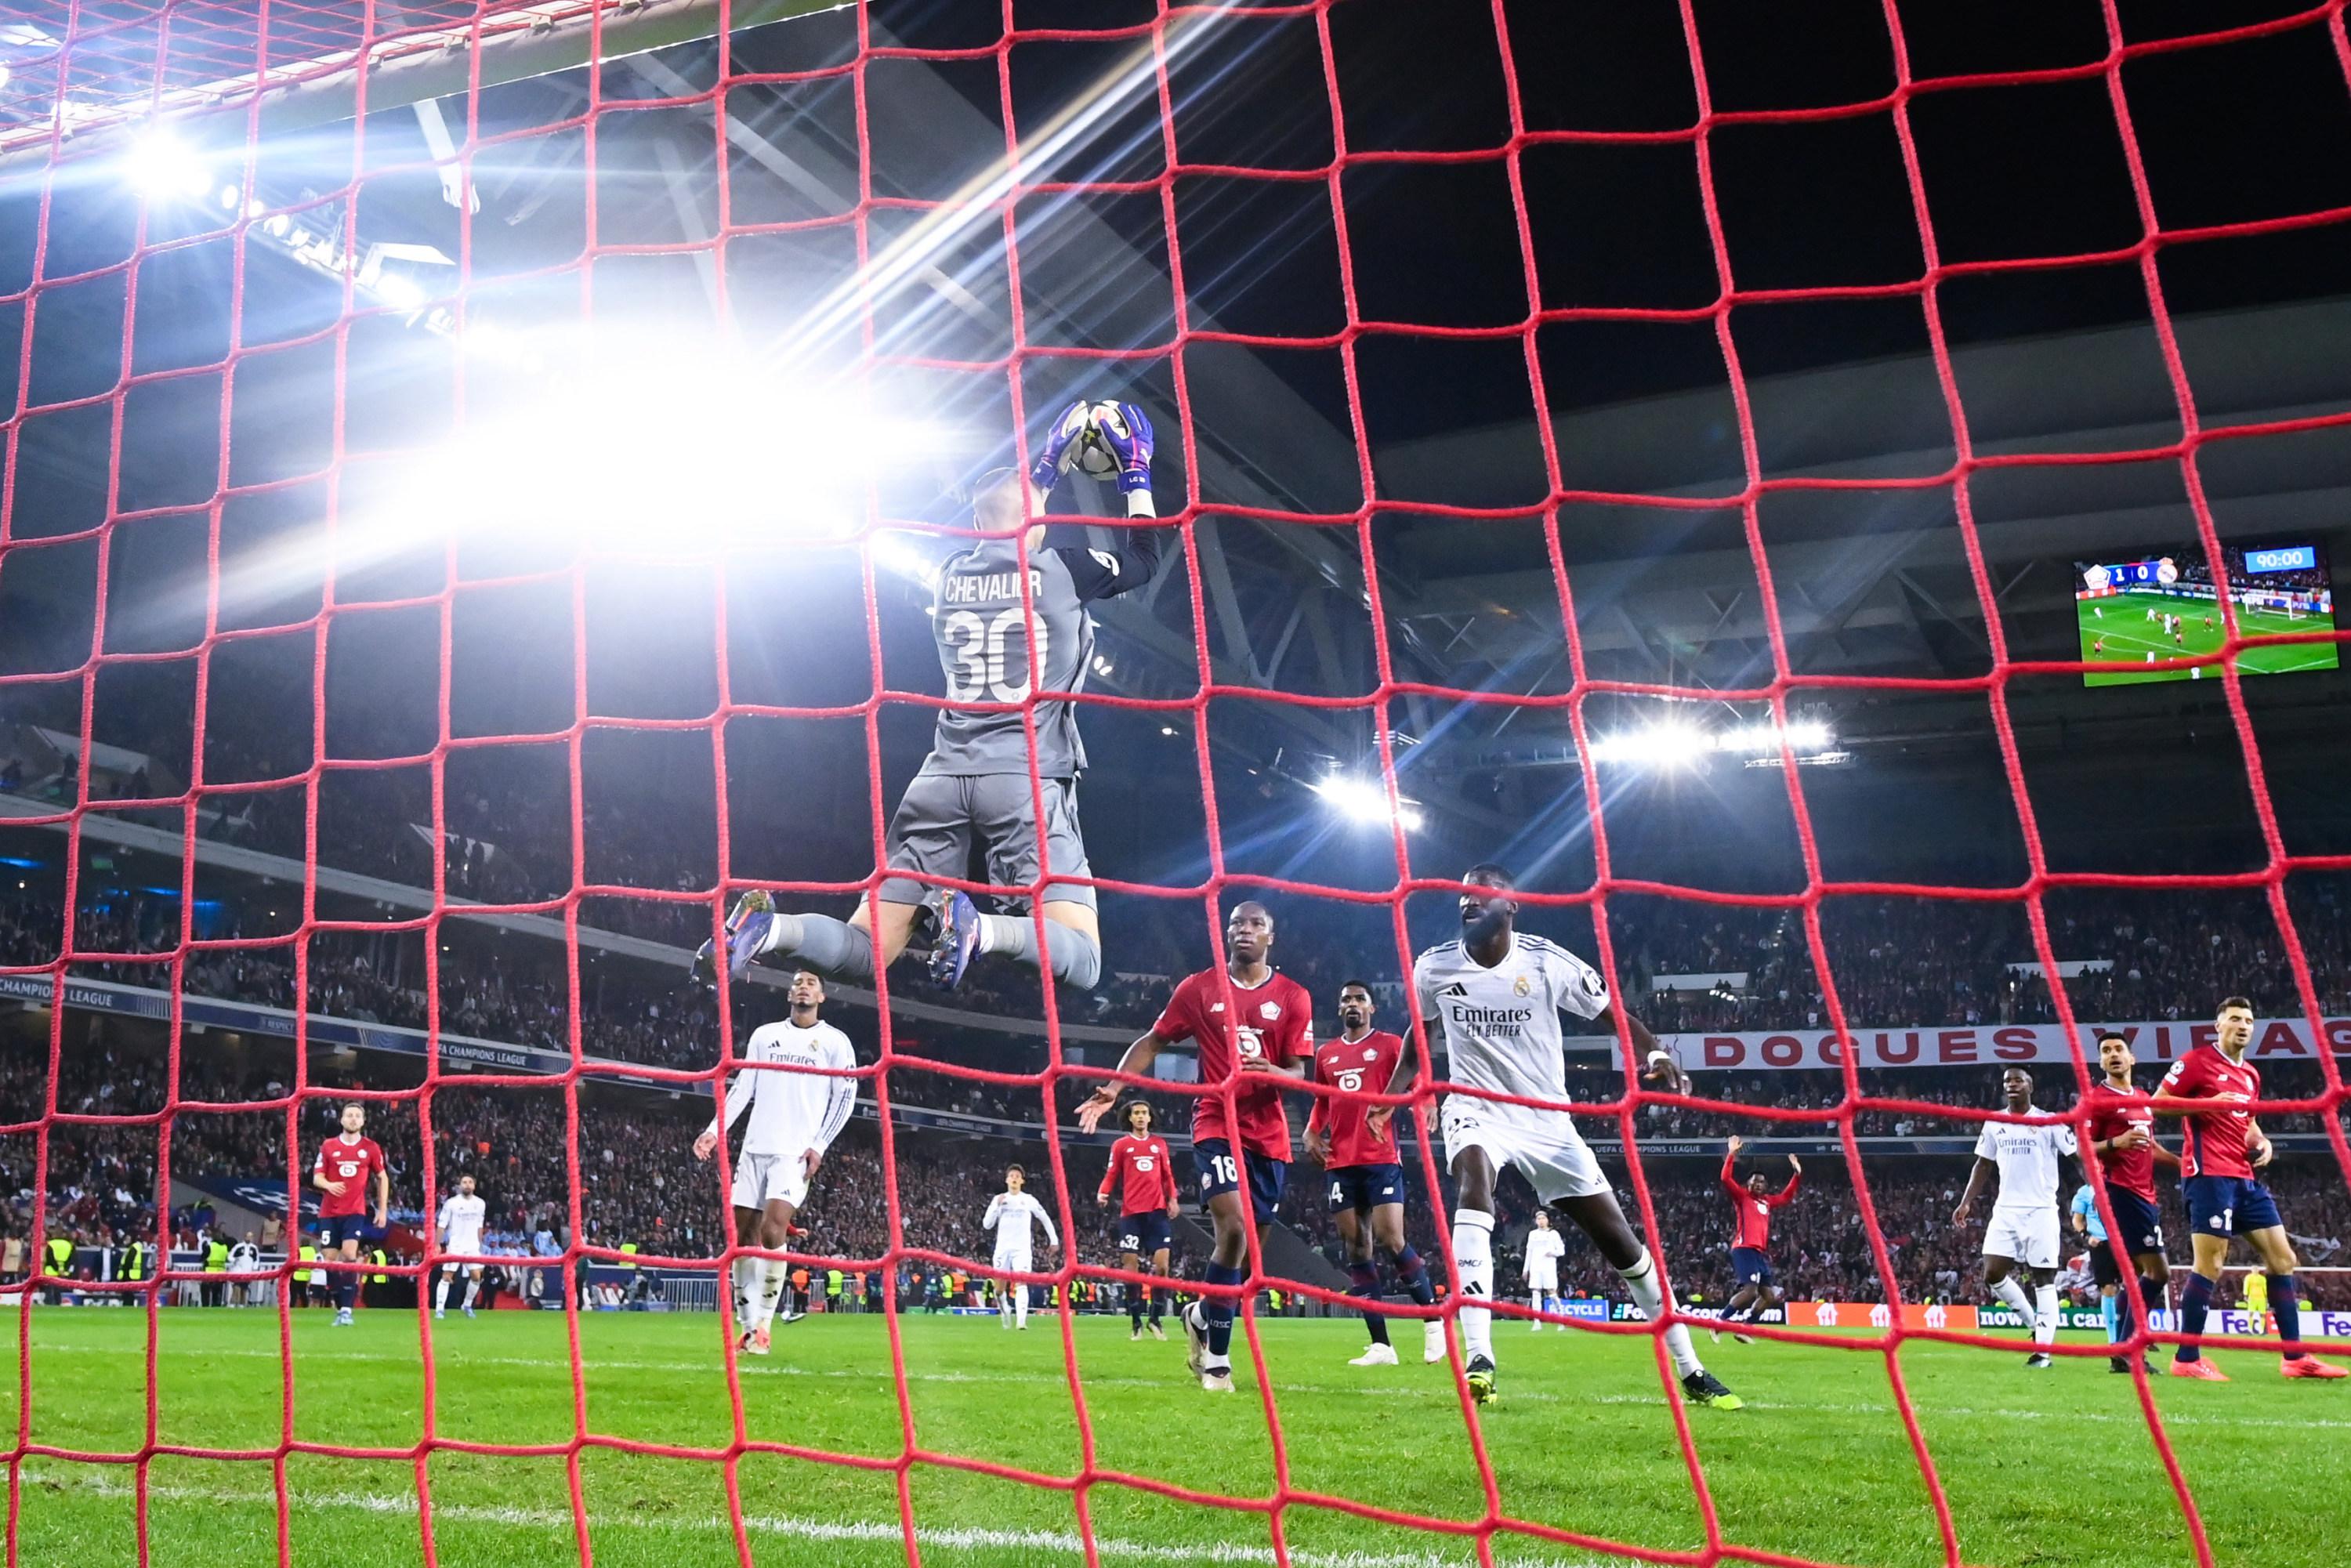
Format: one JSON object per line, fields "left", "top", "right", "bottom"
{"left": 1312, "top": 775, "right": 1424, "bottom": 832}
{"left": 125, "top": 129, "right": 208, "bottom": 200}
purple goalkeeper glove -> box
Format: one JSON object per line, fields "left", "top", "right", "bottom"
{"left": 1097, "top": 401, "right": 1155, "bottom": 498}
{"left": 1027, "top": 400, "right": 1091, "bottom": 490}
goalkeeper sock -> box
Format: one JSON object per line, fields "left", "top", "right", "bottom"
{"left": 1989, "top": 1273, "right": 2034, "bottom": 1329}
{"left": 1618, "top": 1248, "right": 1702, "bottom": 1378}
{"left": 1201, "top": 1262, "right": 1244, "bottom": 1366}
{"left": 1347, "top": 1261, "right": 1389, "bottom": 1346}
{"left": 2101, "top": 1292, "right": 2119, "bottom": 1343}
{"left": 1451, "top": 1208, "right": 1494, "bottom": 1367}
{"left": 2174, "top": 1273, "right": 2215, "bottom": 1362}
{"left": 764, "top": 914, "right": 876, "bottom": 982}
{"left": 2269, "top": 1274, "right": 2302, "bottom": 1356}
{"left": 2031, "top": 1284, "right": 2059, "bottom": 1347}
{"left": 435, "top": 1276, "right": 450, "bottom": 1313}
{"left": 976, "top": 914, "right": 1101, "bottom": 990}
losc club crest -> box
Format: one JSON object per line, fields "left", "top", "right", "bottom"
{"left": 1260, "top": 1001, "right": 1282, "bottom": 1020}
{"left": 1513, "top": 975, "right": 1532, "bottom": 997}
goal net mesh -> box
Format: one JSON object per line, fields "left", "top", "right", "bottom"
{"left": 4, "top": 2, "right": 2349, "bottom": 1566}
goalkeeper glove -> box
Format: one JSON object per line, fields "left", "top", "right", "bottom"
{"left": 1097, "top": 401, "right": 1156, "bottom": 513}
{"left": 1027, "top": 400, "right": 1091, "bottom": 490}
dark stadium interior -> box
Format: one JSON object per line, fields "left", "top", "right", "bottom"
{"left": 2, "top": 1, "right": 2350, "bottom": 1563}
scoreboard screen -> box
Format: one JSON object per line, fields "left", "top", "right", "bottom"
{"left": 2244, "top": 544, "right": 2318, "bottom": 574}
{"left": 2074, "top": 541, "right": 2338, "bottom": 687}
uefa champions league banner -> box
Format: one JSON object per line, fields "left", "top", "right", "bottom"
{"left": 1625, "top": 1016, "right": 2351, "bottom": 1074}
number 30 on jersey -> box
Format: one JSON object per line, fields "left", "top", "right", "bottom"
{"left": 942, "top": 608, "right": 1046, "bottom": 704}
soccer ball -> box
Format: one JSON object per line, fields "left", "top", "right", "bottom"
{"left": 1070, "top": 401, "right": 1131, "bottom": 479}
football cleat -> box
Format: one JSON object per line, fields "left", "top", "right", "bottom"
{"left": 1683, "top": 1369, "right": 1744, "bottom": 1409}
{"left": 927, "top": 889, "right": 983, "bottom": 990}
{"left": 1465, "top": 1354, "right": 1498, "bottom": 1407}
{"left": 2024, "top": 1353, "right": 2054, "bottom": 1370}
{"left": 1148, "top": 1321, "right": 1168, "bottom": 1342}
{"left": 463, "top": 1305, "right": 475, "bottom": 1320}
{"left": 2168, "top": 1358, "right": 2230, "bottom": 1382}
{"left": 1131, "top": 1325, "right": 1143, "bottom": 1342}
{"left": 2282, "top": 1356, "right": 2349, "bottom": 1380}
{"left": 744, "top": 1327, "right": 772, "bottom": 1357}
{"left": 2110, "top": 1356, "right": 2133, "bottom": 1374}
{"left": 1200, "top": 1367, "right": 1235, "bottom": 1393}
{"left": 1349, "top": 1342, "right": 1399, "bottom": 1367}
{"left": 1734, "top": 1332, "right": 1755, "bottom": 1345}
{"left": 1180, "top": 1304, "right": 1208, "bottom": 1378}
{"left": 434, "top": 1309, "right": 444, "bottom": 1320}
{"left": 692, "top": 889, "right": 776, "bottom": 987}
{"left": 1708, "top": 1326, "right": 1720, "bottom": 1345}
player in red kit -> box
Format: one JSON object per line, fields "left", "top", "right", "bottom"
{"left": 2154, "top": 997, "right": 2346, "bottom": 1381}
{"left": 1096, "top": 1099, "right": 1180, "bottom": 1340}
{"left": 1305, "top": 980, "right": 1440, "bottom": 1369}
{"left": 1714, "top": 1135, "right": 1800, "bottom": 1343}
{"left": 2080, "top": 1031, "right": 2177, "bottom": 1373}
{"left": 1077, "top": 900, "right": 1310, "bottom": 1392}
{"left": 311, "top": 1102, "right": 389, "bottom": 1327}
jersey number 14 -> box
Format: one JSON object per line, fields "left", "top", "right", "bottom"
{"left": 943, "top": 608, "right": 1045, "bottom": 704}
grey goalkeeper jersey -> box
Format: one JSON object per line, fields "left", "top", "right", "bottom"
{"left": 920, "top": 528, "right": 1163, "bottom": 779}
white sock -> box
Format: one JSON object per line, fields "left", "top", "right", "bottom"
{"left": 755, "top": 1262, "right": 787, "bottom": 1331}
{"left": 1618, "top": 1249, "right": 1702, "bottom": 1378}
{"left": 435, "top": 1276, "right": 449, "bottom": 1312}
{"left": 1451, "top": 1208, "right": 1494, "bottom": 1366}
{"left": 1990, "top": 1273, "right": 2034, "bottom": 1328}
{"left": 462, "top": 1277, "right": 479, "bottom": 1309}
{"left": 734, "top": 1257, "right": 761, "bottom": 1326}
{"left": 2032, "top": 1284, "right": 2059, "bottom": 1347}
{"left": 1014, "top": 1287, "right": 1029, "bottom": 1328}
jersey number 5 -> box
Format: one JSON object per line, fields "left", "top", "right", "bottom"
{"left": 943, "top": 608, "right": 1047, "bottom": 704}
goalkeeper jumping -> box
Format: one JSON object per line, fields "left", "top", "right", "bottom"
{"left": 697, "top": 401, "right": 1166, "bottom": 995}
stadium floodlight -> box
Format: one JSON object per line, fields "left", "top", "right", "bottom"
{"left": 125, "top": 129, "right": 209, "bottom": 200}
{"left": 368, "top": 328, "right": 962, "bottom": 559}
{"left": 1713, "top": 718, "right": 1835, "bottom": 756}
{"left": 1312, "top": 774, "right": 1424, "bottom": 832}
{"left": 1588, "top": 720, "right": 1708, "bottom": 769}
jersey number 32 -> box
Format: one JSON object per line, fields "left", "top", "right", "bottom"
{"left": 943, "top": 609, "right": 1045, "bottom": 704}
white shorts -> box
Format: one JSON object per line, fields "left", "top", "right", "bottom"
{"left": 993, "top": 1248, "right": 1033, "bottom": 1275}
{"left": 1527, "top": 1268, "right": 1559, "bottom": 1294}
{"left": 440, "top": 1259, "right": 484, "bottom": 1278}
{"left": 732, "top": 1152, "right": 810, "bottom": 1214}
{"left": 1983, "top": 1206, "right": 2060, "bottom": 1270}
{"left": 1440, "top": 1095, "right": 1608, "bottom": 1204}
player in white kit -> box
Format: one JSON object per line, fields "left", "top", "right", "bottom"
{"left": 1522, "top": 1211, "right": 1567, "bottom": 1330}
{"left": 1951, "top": 1066, "right": 2078, "bottom": 1369}
{"left": 693, "top": 969, "right": 858, "bottom": 1356}
{"left": 982, "top": 1164, "right": 1061, "bottom": 1330}
{"left": 1411, "top": 864, "right": 1740, "bottom": 1410}
{"left": 434, "top": 1174, "right": 489, "bottom": 1320}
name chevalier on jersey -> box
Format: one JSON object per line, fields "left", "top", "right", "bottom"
{"left": 940, "top": 569, "right": 1045, "bottom": 605}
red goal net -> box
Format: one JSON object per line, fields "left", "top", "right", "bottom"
{"left": 4, "top": 2, "right": 2350, "bottom": 1566}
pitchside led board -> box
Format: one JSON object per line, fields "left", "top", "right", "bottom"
{"left": 2074, "top": 541, "right": 2340, "bottom": 687}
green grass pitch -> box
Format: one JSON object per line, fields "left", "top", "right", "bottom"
{"left": 5, "top": 1309, "right": 2346, "bottom": 1568}
{"left": 2078, "top": 588, "right": 2338, "bottom": 686}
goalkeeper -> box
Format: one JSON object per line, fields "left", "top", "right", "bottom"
{"left": 699, "top": 401, "right": 1166, "bottom": 994}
